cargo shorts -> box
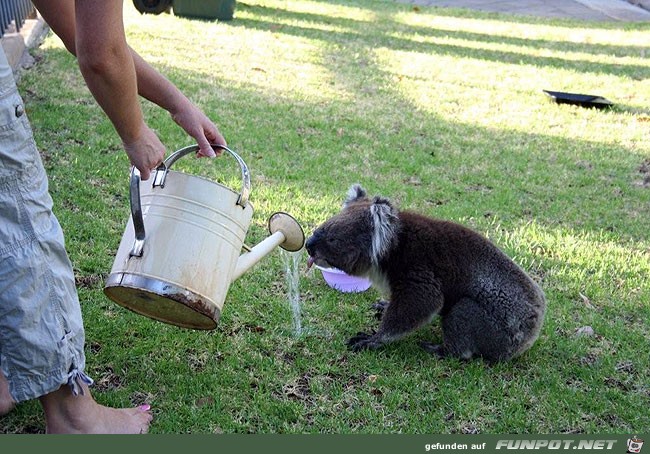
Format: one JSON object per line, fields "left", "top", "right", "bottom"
{"left": 0, "top": 49, "right": 91, "bottom": 402}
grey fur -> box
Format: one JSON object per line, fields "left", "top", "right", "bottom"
{"left": 369, "top": 197, "right": 398, "bottom": 265}
{"left": 344, "top": 184, "right": 367, "bottom": 208}
{"left": 305, "top": 185, "right": 547, "bottom": 362}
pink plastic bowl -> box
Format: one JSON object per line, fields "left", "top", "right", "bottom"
{"left": 315, "top": 266, "right": 372, "bottom": 293}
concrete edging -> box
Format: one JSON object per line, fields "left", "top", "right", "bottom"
{"left": 1, "top": 15, "right": 48, "bottom": 76}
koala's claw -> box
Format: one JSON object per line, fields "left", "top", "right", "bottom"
{"left": 347, "top": 331, "right": 382, "bottom": 351}
{"left": 371, "top": 300, "right": 389, "bottom": 320}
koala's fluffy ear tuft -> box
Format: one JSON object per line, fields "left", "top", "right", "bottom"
{"left": 344, "top": 184, "right": 368, "bottom": 208}
{"left": 372, "top": 196, "right": 394, "bottom": 209}
{"left": 369, "top": 196, "right": 399, "bottom": 263}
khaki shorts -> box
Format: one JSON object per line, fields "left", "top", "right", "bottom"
{"left": 0, "top": 49, "right": 89, "bottom": 402}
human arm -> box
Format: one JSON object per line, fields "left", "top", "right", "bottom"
{"left": 129, "top": 50, "right": 227, "bottom": 158}
{"left": 31, "top": 0, "right": 226, "bottom": 174}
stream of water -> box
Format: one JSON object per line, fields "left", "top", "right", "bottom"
{"left": 281, "top": 249, "right": 303, "bottom": 336}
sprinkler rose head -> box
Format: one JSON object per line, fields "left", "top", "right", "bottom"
{"left": 268, "top": 212, "right": 305, "bottom": 252}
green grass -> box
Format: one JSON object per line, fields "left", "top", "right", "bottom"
{"left": 3, "top": 0, "right": 649, "bottom": 434}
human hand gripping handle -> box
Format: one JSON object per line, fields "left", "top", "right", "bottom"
{"left": 170, "top": 98, "right": 227, "bottom": 158}
{"left": 123, "top": 101, "right": 227, "bottom": 180}
{"left": 122, "top": 125, "right": 166, "bottom": 181}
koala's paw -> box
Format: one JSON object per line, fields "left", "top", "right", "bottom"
{"left": 420, "top": 342, "right": 446, "bottom": 358}
{"left": 371, "top": 300, "right": 389, "bottom": 320}
{"left": 347, "top": 331, "right": 383, "bottom": 351}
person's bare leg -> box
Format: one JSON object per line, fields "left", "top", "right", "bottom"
{"left": 0, "top": 370, "right": 16, "bottom": 416}
{"left": 39, "top": 382, "right": 152, "bottom": 434}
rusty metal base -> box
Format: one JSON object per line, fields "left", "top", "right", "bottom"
{"left": 104, "top": 273, "right": 220, "bottom": 330}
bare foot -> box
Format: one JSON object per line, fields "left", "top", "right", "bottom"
{"left": 0, "top": 369, "right": 16, "bottom": 416}
{"left": 40, "top": 382, "right": 152, "bottom": 434}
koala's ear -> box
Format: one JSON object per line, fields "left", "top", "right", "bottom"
{"left": 369, "top": 196, "right": 398, "bottom": 263}
{"left": 343, "top": 184, "right": 368, "bottom": 208}
{"left": 370, "top": 196, "right": 398, "bottom": 221}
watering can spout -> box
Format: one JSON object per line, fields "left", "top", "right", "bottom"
{"left": 232, "top": 212, "right": 305, "bottom": 282}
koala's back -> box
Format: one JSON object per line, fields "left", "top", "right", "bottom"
{"left": 383, "top": 211, "right": 526, "bottom": 294}
{"left": 381, "top": 211, "right": 546, "bottom": 361}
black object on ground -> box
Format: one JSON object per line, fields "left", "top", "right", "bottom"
{"left": 543, "top": 90, "right": 613, "bottom": 109}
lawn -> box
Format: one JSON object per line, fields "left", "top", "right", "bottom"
{"left": 2, "top": 0, "right": 649, "bottom": 434}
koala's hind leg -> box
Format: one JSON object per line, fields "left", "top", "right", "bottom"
{"left": 431, "top": 297, "right": 515, "bottom": 362}
{"left": 348, "top": 282, "right": 443, "bottom": 351}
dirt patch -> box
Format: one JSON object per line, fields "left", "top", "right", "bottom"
{"left": 282, "top": 374, "right": 313, "bottom": 402}
{"left": 91, "top": 366, "right": 124, "bottom": 392}
{"left": 75, "top": 274, "right": 103, "bottom": 289}
{"left": 635, "top": 160, "right": 650, "bottom": 188}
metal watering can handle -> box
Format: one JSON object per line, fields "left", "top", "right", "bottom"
{"left": 154, "top": 144, "right": 251, "bottom": 206}
{"left": 128, "top": 144, "right": 251, "bottom": 257}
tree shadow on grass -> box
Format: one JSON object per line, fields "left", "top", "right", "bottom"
{"left": 234, "top": 2, "right": 650, "bottom": 79}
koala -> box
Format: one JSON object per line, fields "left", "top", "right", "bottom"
{"left": 305, "top": 185, "right": 546, "bottom": 362}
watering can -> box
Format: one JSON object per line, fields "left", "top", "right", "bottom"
{"left": 104, "top": 144, "right": 305, "bottom": 330}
